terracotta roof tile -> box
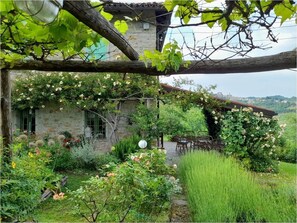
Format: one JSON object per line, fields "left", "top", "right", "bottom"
{"left": 104, "top": 2, "right": 166, "bottom": 11}
{"left": 160, "top": 83, "right": 277, "bottom": 117}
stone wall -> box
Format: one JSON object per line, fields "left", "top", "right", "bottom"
{"left": 11, "top": 99, "right": 145, "bottom": 152}
{"left": 108, "top": 11, "right": 157, "bottom": 59}
{"left": 35, "top": 103, "right": 85, "bottom": 138}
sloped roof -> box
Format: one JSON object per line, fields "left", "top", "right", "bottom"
{"left": 104, "top": 2, "right": 167, "bottom": 11}
{"left": 161, "top": 83, "right": 277, "bottom": 117}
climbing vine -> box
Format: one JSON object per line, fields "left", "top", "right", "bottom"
{"left": 12, "top": 72, "right": 159, "bottom": 112}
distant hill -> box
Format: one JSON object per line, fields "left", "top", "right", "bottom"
{"left": 214, "top": 94, "right": 297, "bottom": 114}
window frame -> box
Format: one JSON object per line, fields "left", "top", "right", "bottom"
{"left": 19, "top": 109, "right": 36, "bottom": 133}
{"left": 84, "top": 111, "right": 106, "bottom": 139}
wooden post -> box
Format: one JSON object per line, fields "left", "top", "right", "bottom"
{"left": 1, "top": 69, "right": 12, "bottom": 164}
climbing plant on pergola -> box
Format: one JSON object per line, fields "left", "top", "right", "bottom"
{"left": 1, "top": 0, "right": 296, "bottom": 163}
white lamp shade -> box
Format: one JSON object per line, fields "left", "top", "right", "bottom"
{"left": 138, "top": 139, "right": 147, "bottom": 149}
{"left": 14, "top": 0, "right": 63, "bottom": 24}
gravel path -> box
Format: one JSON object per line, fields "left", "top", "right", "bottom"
{"left": 163, "top": 141, "right": 181, "bottom": 165}
{"left": 163, "top": 141, "right": 191, "bottom": 222}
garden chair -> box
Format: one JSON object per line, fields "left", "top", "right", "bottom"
{"left": 176, "top": 137, "right": 189, "bottom": 154}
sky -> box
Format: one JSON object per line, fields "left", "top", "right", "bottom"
{"left": 118, "top": 0, "right": 297, "bottom": 97}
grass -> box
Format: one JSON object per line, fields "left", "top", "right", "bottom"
{"left": 31, "top": 169, "right": 98, "bottom": 222}
{"left": 254, "top": 161, "right": 296, "bottom": 188}
{"left": 179, "top": 151, "right": 296, "bottom": 222}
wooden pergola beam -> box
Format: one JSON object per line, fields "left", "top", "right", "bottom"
{"left": 63, "top": 0, "right": 139, "bottom": 61}
{"left": 0, "top": 69, "right": 12, "bottom": 163}
{"left": 3, "top": 50, "right": 296, "bottom": 74}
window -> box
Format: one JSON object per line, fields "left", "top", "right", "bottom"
{"left": 85, "top": 111, "right": 106, "bottom": 139}
{"left": 19, "top": 109, "right": 36, "bottom": 133}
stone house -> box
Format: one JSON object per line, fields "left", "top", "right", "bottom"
{"left": 11, "top": 2, "right": 172, "bottom": 152}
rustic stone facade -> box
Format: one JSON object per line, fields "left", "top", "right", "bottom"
{"left": 108, "top": 11, "right": 157, "bottom": 58}
{"left": 12, "top": 99, "right": 146, "bottom": 152}
{"left": 8, "top": 3, "right": 167, "bottom": 151}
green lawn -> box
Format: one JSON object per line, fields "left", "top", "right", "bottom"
{"left": 31, "top": 170, "right": 98, "bottom": 222}
{"left": 253, "top": 161, "right": 296, "bottom": 188}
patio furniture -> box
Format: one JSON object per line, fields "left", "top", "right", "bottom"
{"left": 176, "top": 137, "right": 189, "bottom": 154}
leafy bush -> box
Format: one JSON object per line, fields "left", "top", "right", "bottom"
{"left": 131, "top": 105, "right": 162, "bottom": 148}
{"left": 1, "top": 143, "right": 60, "bottom": 222}
{"left": 71, "top": 149, "right": 179, "bottom": 222}
{"left": 179, "top": 151, "right": 296, "bottom": 222}
{"left": 111, "top": 135, "right": 141, "bottom": 161}
{"left": 71, "top": 142, "right": 101, "bottom": 170}
{"left": 95, "top": 153, "right": 120, "bottom": 176}
{"left": 276, "top": 113, "right": 296, "bottom": 163}
{"left": 220, "top": 107, "right": 283, "bottom": 172}
{"left": 42, "top": 142, "right": 74, "bottom": 171}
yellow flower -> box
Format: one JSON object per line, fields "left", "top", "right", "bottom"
{"left": 28, "top": 152, "right": 34, "bottom": 158}
{"left": 11, "top": 161, "right": 16, "bottom": 169}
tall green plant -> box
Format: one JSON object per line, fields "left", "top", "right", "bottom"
{"left": 179, "top": 151, "right": 296, "bottom": 222}
{"left": 277, "top": 113, "right": 297, "bottom": 163}
{"left": 131, "top": 105, "right": 162, "bottom": 148}
{"left": 111, "top": 135, "right": 141, "bottom": 161}
{"left": 220, "top": 107, "right": 283, "bottom": 172}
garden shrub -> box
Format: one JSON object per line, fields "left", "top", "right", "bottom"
{"left": 95, "top": 153, "right": 120, "bottom": 176}
{"left": 111, "top": 135, "right": 141, "bottom": 161}
{"left": 179, "top": 151, "right": 296, "bottom": 222}
{"left": 70, "top": 142, "right": 102, "bottom": 170}
{"left": 71, "top": 149, "right": 179, "bottom": 222}
{"left": 131, "top": 105, "right": 162, "bottom": 148}
{"left": 275, "top": 113, "right": 297, "bottom": 163}
{"left": 220, "top": 107, "right": 283, "bottom": 172}
{"left": 1, "top": 143, "right": 60, "bottom": 222}
{"left": 42, "top": 142, "right": 74, "bottom": 171}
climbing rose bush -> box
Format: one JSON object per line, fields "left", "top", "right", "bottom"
{"left": 220, "top": 107, "right": 284, "bottom": 172}
{"left": 12, "top": 72, "right": 159, "bottom": 111}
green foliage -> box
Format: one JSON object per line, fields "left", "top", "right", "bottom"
{"left": 114, "top": 20, "right": 128, "bottom": 34}
{"left": 220, "top": 107, "right": 283, "bottom": 172}
{"left": 0, "top": 1, "right": 128, "bottom": 65}
{"left": 273, "top": 0, "right": 296, "bottom": 24}
{"left": 95, "top": 153, "right": 120, "bottom": 176}
{"left": 276, "top": 113, "right": 297, "bottom": 163}
{"left": 159, "top": 104, "right": 208, "bottom": 138}
{"left": 71, "top": 149, "right": 179, "bottom": 222}
{"left": 32, "top": 170, "right": 98, "bottom": 222}
{"left": 164, "top": 0, "right": 296, "bottom": 29}
{"left": 179, "top": 151, "right": 296, "bottom": 222}
{"left": 71, "top": 142, "right": 102, "bottom": 170}
{"left": 111, "top": 135, "right": 141, "bottom": 161}
{"left": 12, "top": 72, "right": 159, "bottom": 111}
{"left": 1, "top": 143, "right": 60, "bottom": 222}
{"left": 163, "top": 78, "right": 221, "bottom": 112}
{"left": 131, "top": 105, "right": 162, "bottom": 148}
{"left": 42, "top": 142, "right": 74, "bottom": 171}
{"left": 140, "top": 41, "right": 187, "bottom": 72}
